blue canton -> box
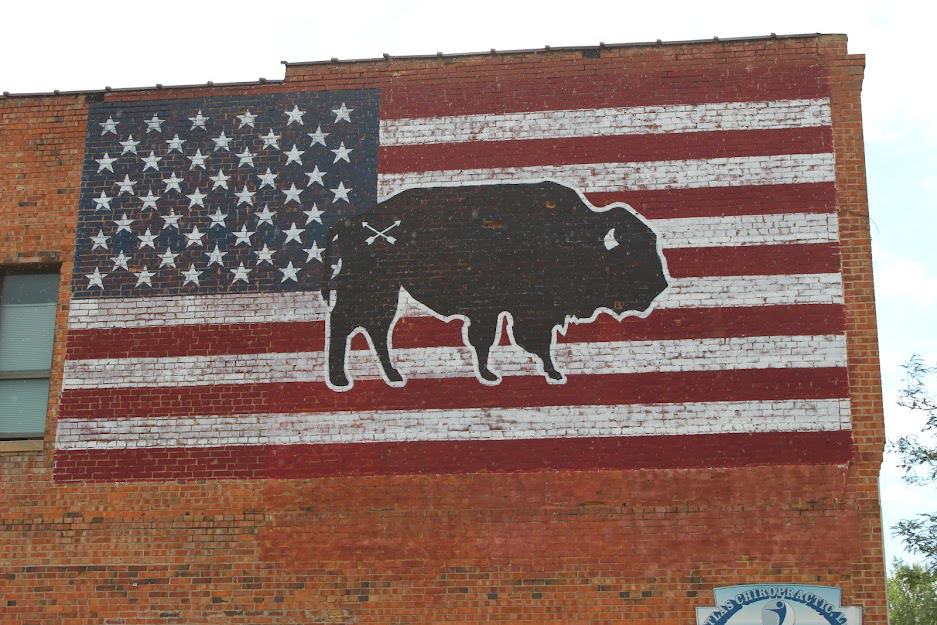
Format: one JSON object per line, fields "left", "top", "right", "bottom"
{"left": 73, "top": 90, "right": 379, "bottom": 298}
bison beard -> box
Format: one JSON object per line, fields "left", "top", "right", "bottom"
{"left": 321, "top": 181, "right": 669, "bottom": 390}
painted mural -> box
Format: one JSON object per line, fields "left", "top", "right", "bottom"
{"left": 54, "top": 81, "right": 851, "bottom": 480}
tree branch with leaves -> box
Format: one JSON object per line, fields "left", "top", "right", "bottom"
{"left": 893, "top": 355, "right": 937, "bottom": 570}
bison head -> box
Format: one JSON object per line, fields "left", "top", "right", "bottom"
{"left": 560, "top": 197, "right": 669, "bottom": 323}
{"left": 601, "top": 207, "right": 669, "bottom": 315}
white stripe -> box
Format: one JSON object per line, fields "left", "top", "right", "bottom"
{"left": 379, "top": 99, "right": 832, "bottom": 146}
{"left": 62, "top": 334, "right": 846, "bottom": 390}
{"left": 655, "top": 213, "right": 837, "bottom": 248}
{"left": 67, "top": 273, "right": 844, "bottom": 330}
{"left": 54, "top": 398, "right": 851, "bottom": 450}
{"left": 377, "top": 154, "right": 835, "bottom": 198}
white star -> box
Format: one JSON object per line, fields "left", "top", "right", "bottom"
{"left": 134, "top": 266, "right": 155, "bottom": 287}
{"left": 281, "top": 183, "right": 303, "bottom": 204}
{"left": 85, "top": 267, "right": 105, "bottom": 289}
{"left": 145, "top": 114, "right": 165, "bottom": 133}
{"left": 236, "top": 147, "right": 255, "bottom": 168}
{"left": 305, "top": 165, "right": 326, "bottom": 187}
{"left": 158, "top": 248, "right": 179, "bottom": 268}
{"left": 330, "top": 181, "right": 352, "bottom": 203}
{"left": 162, "top": 172, "right": 183, "bottom": 193}
{"left": 332, "top": 102, "right": 353, "bottom": 123}
{"left": 181, "top": 264, "right": 201, "bottom": 286}
{"left": 256, "top": 168, "right": 278, "bottom": 189}
{"left": 283, "top": 144, "right": 305, "bottom": 166}
{"left": 307, "top": 125, "right": 329, "bottom": 146}
{"left": 303, "top": 203, "right": 323, "bottom": 224}
{"left": 137, "top": 228, "right": 158, "bottom": 249}
{"left": 255, "top": 244, "right": 275, "bottom": 264}
{"left": 115, "top": 174, "right": 137, "bottom": 195}
{"left": 113, "top": 212, "right": 134, "bottom": 233}
{"left": 254, "top": 204, "right": 276, "bottom": 226}
{"left": 111, "top": 251, "right": 130, "bottom": 271}
{"left": 119, "top": 134, "right": 140, "bottom": 155}
{"left": 209, "top": 168, "right": 230, "bottom": 190}
{"left": 188, "top": 148, "right": 208, "bottom": 170}
{"left": 232, "top": 224, "right": 255, "bottom": 246}
{"left": 90, "top": 229, "right": 109, "bottom": 250}
{"left": 141, "top": 151, "right": 162, "bottom": 172}
{"left": 303, "top": 241, "right": 323, "bottom": 263}
{"left": 161, "top": 210, "right": 181, "bottom": 230}
{"left": 208, "top": 207, "right": 228, "bottom": 229}
{"left": 259, "top": 129, "right": 280, "bottom": 150}
{"left": 189, "top": 110, "right": 209, "bottom": 130}
{"left": 284, "top": 105, "right": 305, "bottom": 125}
{"left": 205, "top": 244, "right": 227, "bottom": 266}
{"left": 230, "top": 262, "right": 251, "bottom": 284}
{"left": 236, "top": 110, "right": 257, "bottom": 128}
{"left": 139, "top": 190, "right": 160, "bottom": 210}
{"left": 96, "top": 153, "right": 117, "bottom": 173}
{"left": 282, "top": 222, "right": 304, "bottom": 244}
{"left": 331, "top": 142, "right": 353, "bottom": 163}
{"left": 165, "top": 134, "right": 185, "bottom": 152}
{"left": 92, "top": 191, "right": 112, "bottom": 211}
{"left": 279, "top": 261, "right": 300, "bottom": 283}
{"left": 186, "top": 188, "right": 206, "bottom": 208}
{"left": 212, "top": 131, "right": 233, "bottom": 151}
{"left": 235, "top": 185, "right": 255, "bottom": 206}
{"left": 99, "top": 116, "right": 118, "bottom": 135}
{"left": 185, "top": 226, "right": 205, "bottom": 248}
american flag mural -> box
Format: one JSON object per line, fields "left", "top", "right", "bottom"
{"left": 54, "top": 68, "right": 851, "bottom": 481}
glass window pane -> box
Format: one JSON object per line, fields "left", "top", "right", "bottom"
{"left": 0, "top": 302, "right": 56, "bottom": 372}
{"left": 0, "top": 378, "right": 49, "bottom": 438}
{"left": 1, "top": 273, "right": 59, "bottom": 305}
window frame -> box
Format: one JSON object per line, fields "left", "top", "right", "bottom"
{"left": 0, "top": 264, "right": 61, "bottom": 442}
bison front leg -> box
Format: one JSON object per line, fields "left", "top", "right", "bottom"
{"left": 512, "top": 318, "right": 564, "bottom": 383}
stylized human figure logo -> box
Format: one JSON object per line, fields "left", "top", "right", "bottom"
{"left": 761, "top": 601, "right": 795, "bottom": 625}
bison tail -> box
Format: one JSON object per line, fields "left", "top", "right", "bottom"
{"left": 321, "top": 224, "right": 339, "bottom": 305}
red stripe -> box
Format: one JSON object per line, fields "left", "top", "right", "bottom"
{"left": 58, "top": 367, "right": 848, "bottom": 421}
{"left": 379, "top": 128, "right": 832, "bottom": 173}
{"left": 667, "top": 243, "right": 839, "bottom": 278}
{"left": 54, "top": 446, "right": 266, "bottom": 482}
{"left": 380, "top": 64, "right": 828, "bottom": 119}
{"left": 588, "top": 183, "right": 836, "bottom": 219}
{"left": 65, "top": 302, "right": 845, "bottom": 360}
{"left": 52, "top": 429, "right": 853, "bottom": 482}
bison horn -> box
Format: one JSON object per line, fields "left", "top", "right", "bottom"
{"left": 604, "top": 227, "right": 619, "bottom": 250}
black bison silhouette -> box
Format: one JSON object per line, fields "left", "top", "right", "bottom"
{"left": 321, "top": 181, "right": 669, "bottom": 390}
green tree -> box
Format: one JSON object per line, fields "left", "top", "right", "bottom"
{"left": 893, "top": 355, "right": 937, "bottom": 570}
{"left": 887, "top": 561, "right": 937, "bottom": 625}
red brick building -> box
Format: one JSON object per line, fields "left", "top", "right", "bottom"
{"left": 0, "top": 33, "right": 885, "bottom": 623}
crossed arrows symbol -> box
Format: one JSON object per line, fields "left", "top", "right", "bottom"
{"left": 362, "top": 220, "right": 401, "bottom": 245}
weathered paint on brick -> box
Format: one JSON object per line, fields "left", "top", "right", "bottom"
{"left": 0, "top": 34, "right": 886, "bottom": 624}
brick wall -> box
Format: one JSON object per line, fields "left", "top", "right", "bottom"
{"left": 0, "top": 34, "right": 886, "bottom": 623}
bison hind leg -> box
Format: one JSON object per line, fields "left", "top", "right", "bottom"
{"left": 363, "top": 311, "right": 404, "bottom": 385}
{"left": 464, "top": 312, "right": 501, "bottom": 384}
{"left": 326, "top": 297, "right": 355, "bottom": 389}
{"left": 511, "top": 318, "right": 565, "bottom": 383}
{"left": 327, "top": 288, "right": 404, "bottom": 389}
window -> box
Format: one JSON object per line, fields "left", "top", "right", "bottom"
{"left": 0, "top": 270, "right": 59, "bottom": 439}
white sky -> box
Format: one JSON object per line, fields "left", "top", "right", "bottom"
{"left": 3, "top": 0, "right": 935, "bottom": 569}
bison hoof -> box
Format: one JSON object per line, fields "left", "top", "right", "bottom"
{"left": 329, "top": 372, "right": 351, "bottom": 388}
{"left": 478, "top": 367, "right": 500, "bottom": 384}
{"left": 544, "top": 369, "right": 564, "bottom": 382}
